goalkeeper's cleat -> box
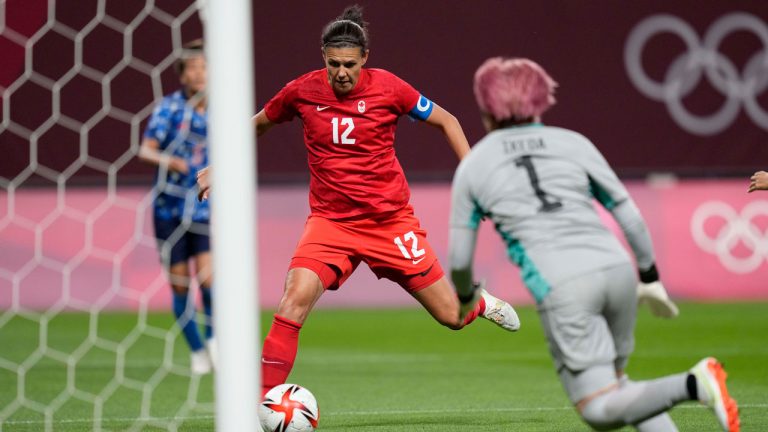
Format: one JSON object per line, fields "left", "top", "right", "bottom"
{"left": 637, "top": 281, "right": 679, "bottom": 318}
{"left": 480, "top": 289, "right": 521, "bottom": 332}
{"left": 190, "top": 349, "right": 213, "bottom": 375}
{"left": 690, "top": 357, "right": 740, "bottom": 432}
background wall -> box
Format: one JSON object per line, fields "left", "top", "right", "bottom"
{"left": 1, "top": 0, "right": 767, "bottom": 310}
{"left": 2, "top": 180, "right": 765, "bottom": 310}
{"left": 252, "top": 0, "right": 768, "bottom": 180}
{"left": 2, "top": 0, "right": 767, "bottom": 184}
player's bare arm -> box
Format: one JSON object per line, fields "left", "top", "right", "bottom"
{"left": 138, "top": 137, "right": 189, "bottom": 174}
{"left": 196, "top": 167, "right": 211, "bottom": 201}
{"left": 253, "top": 109, "right": 277, "bottom": 137}
{"left": 748, "top": 170, "right": 768, "bottom": 192}
{"left": 424, "top": 104, "right": 470, "bottom": 160}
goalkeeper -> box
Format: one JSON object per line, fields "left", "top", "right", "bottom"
{"left": 449, "top": 57, "right": 738, "bottom": 431}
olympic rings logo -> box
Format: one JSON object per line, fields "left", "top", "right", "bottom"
{"left": 690, "top": 200, "right": 768, "bottom": 274}
{"left": 625, "top": 13, "right": 768, "bottom": 136}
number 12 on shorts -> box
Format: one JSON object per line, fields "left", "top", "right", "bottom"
{"left": 394, "top": 231, "right": 426, "bottom": 263}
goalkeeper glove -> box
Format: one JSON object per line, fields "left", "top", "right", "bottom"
{"left": 637, "top": 266, "right": 679, "bottom": 319}
{"left": 637, "top": 281, "right": 679, "bottom": 318}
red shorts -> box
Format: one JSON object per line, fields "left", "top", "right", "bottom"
{"left": 289, "top": 205, "right": 444, "bottom": 293}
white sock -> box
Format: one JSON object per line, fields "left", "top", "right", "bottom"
{"left": 636, "top": 413, "right": 679, "bottom": 432}
{"left": 581, "top": 374, "right": 688, "bottom": 430}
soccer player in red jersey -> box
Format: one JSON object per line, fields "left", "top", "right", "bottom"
{"left": 198, "top": 5, "right": 520, "bottom": 395}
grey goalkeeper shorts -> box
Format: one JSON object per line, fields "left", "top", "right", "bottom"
{"left": 537, "top": 263, "right": 638, "bottom": 403}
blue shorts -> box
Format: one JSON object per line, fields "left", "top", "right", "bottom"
{"left": 153, "top": 217, "right": 211, "bottom": 266}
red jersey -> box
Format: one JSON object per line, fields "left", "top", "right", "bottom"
{"left": 264, "top": 68, "right": 430, "bottom": 219}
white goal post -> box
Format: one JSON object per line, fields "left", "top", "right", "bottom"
{"left": 204, "top": 0, "right": 261, "bottom": 431}
{"left": 0, "top": 0, "right": 260, "bottom": 430}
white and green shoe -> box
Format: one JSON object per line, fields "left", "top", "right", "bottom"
{"left": 480, "top": 289, "right": 521, "bottom": 332}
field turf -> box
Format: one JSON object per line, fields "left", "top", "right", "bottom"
{"left": 1, "top": 302, "right": 766, "bottom": 431}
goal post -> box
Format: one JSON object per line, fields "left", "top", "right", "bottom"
{"left": 204, "top": 0, "right": 261, "bottom": 431}
{"left": 0, "top": 0, "right": 262, "bottom": 430}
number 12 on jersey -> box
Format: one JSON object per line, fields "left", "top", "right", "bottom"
{"left": 331, "top": 117, "right": 355, "bottom": 144}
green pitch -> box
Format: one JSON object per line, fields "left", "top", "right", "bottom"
{"left": 1, "top": 302, "right": 766, "bottom": 431}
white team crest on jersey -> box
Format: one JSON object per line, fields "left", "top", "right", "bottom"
{"left": 357, "top": 100, "right": 366, "bottom": 113}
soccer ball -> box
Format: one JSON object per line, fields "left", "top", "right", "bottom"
{"left": 258, "top": 384, "right": 319, "bottom": 432}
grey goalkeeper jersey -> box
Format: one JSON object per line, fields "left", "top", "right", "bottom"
{"left": 449, "top": 124, "right": 655, "bottom": 303}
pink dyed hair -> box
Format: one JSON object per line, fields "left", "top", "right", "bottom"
{"left": 473, "top": 57, "right": 557, "bottom": 122}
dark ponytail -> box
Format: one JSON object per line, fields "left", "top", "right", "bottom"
{"left": 321, "top": 5, "right": 369, "bottom": 53}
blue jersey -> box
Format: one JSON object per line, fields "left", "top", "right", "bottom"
{"left": 144, "top": 90, "right": 210, "bottom": 222}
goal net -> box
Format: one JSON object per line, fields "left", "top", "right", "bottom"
{"left": 0, "top": 0, "right": 257, "bottom": 430}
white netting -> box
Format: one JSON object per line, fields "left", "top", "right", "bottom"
{"left": 0, "top": 0, "right": 216, "bottom": 430}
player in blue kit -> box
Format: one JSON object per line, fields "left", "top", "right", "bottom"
{"left": 139, "top": 40, "right": 215, "bottom": 375}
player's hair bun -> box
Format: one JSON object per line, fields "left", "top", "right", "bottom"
{"left": 321, "top": 4, "right": 369, "bottom": 51}
{"left": 339, "top": 4, "right": 366, "bottom": 27}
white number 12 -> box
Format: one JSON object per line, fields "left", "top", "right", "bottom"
{"left": 394, "top": 231, "right": 425, "bottom": 260}
{"left": 331, "top": 117, "right": 355, "bottom": 144}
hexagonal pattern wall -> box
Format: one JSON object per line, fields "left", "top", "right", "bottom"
{"left": 0, "top": 0, "right": 213, "bottom": 430}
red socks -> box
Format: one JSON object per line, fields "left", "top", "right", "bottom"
{"left": 260, "top": 298, "right": 484, "bottom": 395}
{"left": 261, "top": 314, "right": 302, "bottom": 396}
{"left": 462, "top": 295, "right": 487, "bottom": 327}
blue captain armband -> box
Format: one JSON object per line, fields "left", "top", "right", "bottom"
{"left": 408, "top": 94, "right": 434, "bottom": 121}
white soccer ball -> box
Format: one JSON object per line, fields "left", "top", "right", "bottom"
{"left": 258, "top": 384, "right": 319, "bottom": 432}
